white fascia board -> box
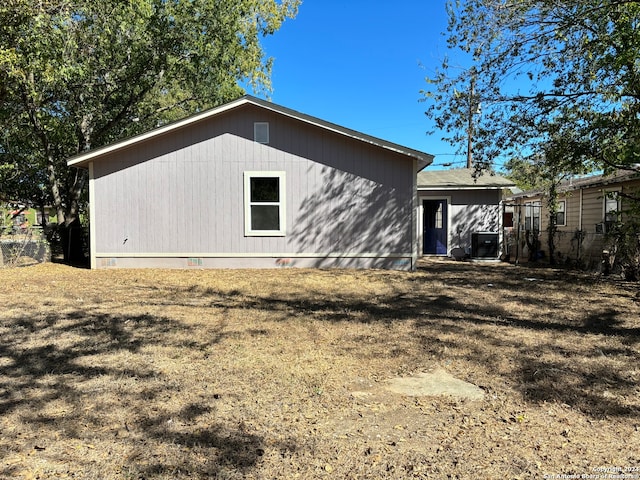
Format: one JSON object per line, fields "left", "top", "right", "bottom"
{"left": 94, "top": 252, "right": 413, "bottom": 258}
{"left": 67, "top": 97, "right": 249, "bottom": 167}
{"left": 249, "top": 98, "right": 434, "bottom": 170}
{"left": 68, "top": 95, "right": 434, "bottom": 170}
{"left": 418, "top": 186, "right": 508, "bottom": 191}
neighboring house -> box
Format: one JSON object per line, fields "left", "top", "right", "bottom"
{"left": 507, "top": 170, "right": 640, "bottom": 266}
{"left": 1, "top": 204, "right": 56, "bottom": 234}
{"left": 67, "top": 95, "right": 433, "bottom": 270}
{"left": 416, "top": 169, "right": 516, "bottom": 259}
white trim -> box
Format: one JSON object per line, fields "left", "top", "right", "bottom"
{"left": 88, "top": 161, "right": 97, "bottom": 270}
{"left": 251, "top": 98, "right": 433, "bottom": 170}
{"left": 417, "top": 186, "right": 507, "bottom": 191}
{"left": 556, "top": 199, "right": 567, "bottom": 227}
{"left": 94, "top": 252, "right": 413, "bottom": 259}
{"left": 67, "top": 96, "right": 434, "bottom": 170}
{"left": 419, "top": 195, "right": 452, "bottom": 256}
{"left": 579, "top": 188, "right": 583, "bottom": 231}
{"left": 243, "top": 171, "right": 286, "bottom": 236}
{"left": 67, "top": 99, "right": 247, "bottom": 167}
{"left": 524, "top": 200, "right": 541, "bottom": 230}
{"left": 411, "top": 159, "right": 418, "bottom": 271}
{"left": 603, "top": 188, "right": 622, "bottom": 221}
{"left": 498, "top": 200, "right": 505, "bottom": 258}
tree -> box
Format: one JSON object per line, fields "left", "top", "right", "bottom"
{"left": 0, "top": 0, "right": 299, "bottom": 261}
{"left": 423, "top": 0, "right": 640, "bottom": 184}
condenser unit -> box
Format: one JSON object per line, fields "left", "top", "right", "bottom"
{"left": 471, "top": 232, "right": 499, "bottom": 258}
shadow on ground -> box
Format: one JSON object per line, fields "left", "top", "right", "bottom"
{"left": 146, "top": 260, "right": 640, "bottom": 419}
{"left": 1, "top": 260, "right": 639, "bottom": 478}
{"left": 0, "top": 308, "right": 275, "bottom": 478}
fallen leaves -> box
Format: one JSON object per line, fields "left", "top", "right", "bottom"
{"left": 0, "top": 261, "right": 638, "bottom": 479}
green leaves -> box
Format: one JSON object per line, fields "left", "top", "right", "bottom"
{"left": 423, "top": 0, "right": 640, "bottom": 182}
{"left": 0, "top": 0, "right": 300, "bottom": 223}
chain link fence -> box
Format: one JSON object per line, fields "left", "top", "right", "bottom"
{"left": 0, "top": 226, "right": 51, "bottom": 268}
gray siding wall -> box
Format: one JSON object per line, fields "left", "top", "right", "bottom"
{"left": 421, "top": 189, "right": 502, "bottom": 253}
{"left": 91, "top": 105, "right": 414, "bottom": 267}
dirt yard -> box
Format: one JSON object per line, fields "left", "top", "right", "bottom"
{"left": 1, "top": 260, "right": 639, "bottom": 479}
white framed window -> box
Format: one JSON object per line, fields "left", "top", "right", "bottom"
{"left": 244, "top": 171, "right": 286, "bottom": 236}
{"left": 254, "top": 122, "right": 269, "bottom": 144}
{"left": 555, "top": 200, "right": 566, "bottom": 226}
{"left": 604, "top": 191, "right": 620, "bottom": 223}
{"left": 524, "top": 201, "right": 541, "bottom": 231}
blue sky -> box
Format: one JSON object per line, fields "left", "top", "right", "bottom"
{"left": 256, "top": 1, "right": 463, "bottom": 169}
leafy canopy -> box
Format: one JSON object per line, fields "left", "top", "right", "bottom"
{"left": 423, "top": 0, "right": 640, "bottom": 178}
{"left": 0, "top": 0, "right": 299, "bottom": 225}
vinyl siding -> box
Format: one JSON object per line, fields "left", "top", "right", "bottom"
{"left": 91, "top": 104, "right": 414, "bottom": 269}
{"left": 510, "top": 178, "right": 640, "bottom": 266}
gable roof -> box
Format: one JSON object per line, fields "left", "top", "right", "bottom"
{"left": 417, "top": 168, "right": 515, "bottom": 190}
{"left": 559, "top": 170, "right": 640, "bottom": 190}
{"left": 67, "top": 95, "right": 434, "bottom": 171}
{"left": 509, "top": 169, "right": 640, "bottom": 199}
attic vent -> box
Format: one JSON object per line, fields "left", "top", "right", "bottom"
{"left": 254, "top": 122, "right": 269, "bottom": 144}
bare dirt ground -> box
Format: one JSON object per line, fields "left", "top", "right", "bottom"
{"left": 1, "top": 259, "right": 639, "bottom": 479}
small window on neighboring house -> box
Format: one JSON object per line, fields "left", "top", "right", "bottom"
{"left": 244, "top": 171, "right": 286, "bottom": 236}
{"left": 604, "top": 191, "right": 620, "bottom": 223}
{"left": 503, "top": 211, "right": 514, "bottom": 228}
{"left": 524, "top": 201, "right": 541, "bottom": 231}
{"left": 532, "top": 201, "right": 541, "bottom": 230}
{"left": 555, "top": 200, "right": 566, "bottom": 226}
{"left": 254, "top": 122, "right": 269, "bottom": 144}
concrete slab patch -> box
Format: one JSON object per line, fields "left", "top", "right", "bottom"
{"left": 385, "top": 368, "right": 485, "bottom": 400}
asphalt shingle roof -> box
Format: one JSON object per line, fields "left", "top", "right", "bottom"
{"left": 417, "top": 168, "right": 515, "bottom": 189}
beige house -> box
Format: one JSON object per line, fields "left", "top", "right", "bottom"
{"left": 507, "top": 170, "right": 640, "bottom": 266}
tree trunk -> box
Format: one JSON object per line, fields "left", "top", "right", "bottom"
{"left": 547, "top": 224, "right": 556, "bottom": 265}
{"left": 59, "top": 218, "right": 86, "bottom": 264}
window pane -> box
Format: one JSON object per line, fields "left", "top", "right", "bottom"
{"left": 605, "top": 196, "right": 618, "bottom": 213}
{"left": 435, "top": 203, "right": 443, "bottom": 229}
{"left": 525, "top": 218, "right": 532, "bottom": 230}
{"left": 556, "top": 201, "right": 565, "bottom": 225}
{"left": 251, "top": 177, "right": 279, "bottom": 202}
{"left": 251, "top": 205, "right": 280, "bottom": 230}
{"left": 605, "top": 194, "right": 619, "bottom": 222}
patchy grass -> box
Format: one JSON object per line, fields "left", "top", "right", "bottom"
{"left": 1, "top": 260, "right": 639, "bottom": 479}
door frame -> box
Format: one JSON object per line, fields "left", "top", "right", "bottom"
{"left": 418, "top": 195, "right": 451, "bottom": 256}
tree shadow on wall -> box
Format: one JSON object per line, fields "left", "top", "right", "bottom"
{"left": 450, "top": 203, "right": 500, "bottom": 251}
{"left": 289, "top": 166, "right": 413, "bottom": 266}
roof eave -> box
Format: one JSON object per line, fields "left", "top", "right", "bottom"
{"left": 241, "top": 96, "right": 434, "bottom": 170}
{"left": 67, "top": 95, "right": 434, "bottom": 170}
{"left": 418, "top": 186, "right": 514, "bottom": 191}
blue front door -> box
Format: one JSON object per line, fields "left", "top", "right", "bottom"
{"left": 423, "top": 200, "right": 448, "bottom": 255}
